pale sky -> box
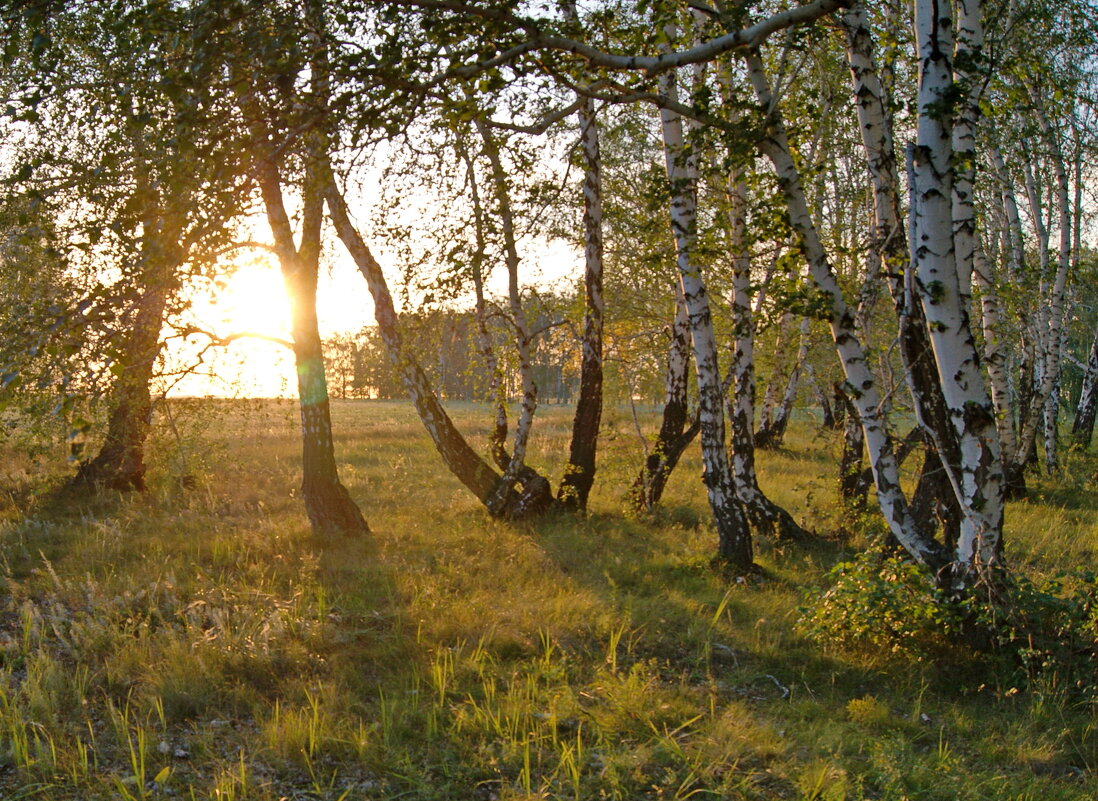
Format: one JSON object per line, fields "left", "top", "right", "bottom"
{"left": 162, "top": 233, "right": 579, "bottom": 398}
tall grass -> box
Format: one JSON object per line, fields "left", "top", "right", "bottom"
{"left": 0, "top": 399, "right": 1093, "bottom": 799}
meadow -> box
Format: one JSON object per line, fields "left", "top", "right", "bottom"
{"left": 0, "top": 399, "right": 1096, "bottom": 800}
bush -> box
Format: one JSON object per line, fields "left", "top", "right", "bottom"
{"left": 799, "top": 551, "right": 1098, "bottom": 696}
{"left": 797, "top": 550, "right": 958, "bottom": 659}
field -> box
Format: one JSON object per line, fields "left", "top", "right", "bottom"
{"left": 0, "top": 399, "right": 1096, "bottom": 800}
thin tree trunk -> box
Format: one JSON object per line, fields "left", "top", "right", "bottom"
{"left": 987, "top": 142, "right": 1027, "bottom": 496}
{"left": 756, "top": 317, "right": 807, "bottom": 450}
{"left": 1043, "top": 318, "right": 1068, "bottom": 473}
{"left": 756, "top": 311, "right": 792, "bottom": 437}
{"left": 558, "top": 91, "right": 605, "bottom": 511}
{"left": 836, "top": 386, "right": 868, "bottom": 513}
{"left": 1015, "top": 96, "right": 1072, "bottom": 475}
{"left": 658, "top": 45, "right": 752, "bottom": 570}
{"left": 805, "top": 363, "right": 837, "bottom": 428}
{"left": 1072, "top": 326, "right": 1098, "bottom": 449}
{"left": 256, "top": 158, "right": 368, "bottom": 537}
{"left": 725, "top": 169, "right": 806, "bottom": 540}
{"left": 476, "top": 120, "right": 554, "bottom": 515}
{"left": 746, "top": 48, "right": 948, "bottom": 572}
{"left": 632, "top": 293, "right": 697, "bottom": 512}
{"left": 460, "top": 145, "right": 509, "bottom": 470}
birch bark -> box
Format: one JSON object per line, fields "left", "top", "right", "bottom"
{"left": 632, "top": 293, "right": 697, "bottom": 512}
{"left": 725, "top": 169, "right": 805, "bottom": 540}
{"left": 659, "top": 38, "right": 752, "bottom": 569}
{"left": 1072, "top": 326, "right": 1098, "bottom": 449}
{"left": 745, "top": 48, "right": 948, "bottom": 572}
{"left": 840, "top": 1, "right": 963, "bottom": 534}
{"left": 910, "top": 0, "right": 1003, "bottom": 574}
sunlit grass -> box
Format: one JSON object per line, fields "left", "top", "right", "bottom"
{"left": 0, "top": 399, "right": 1095, "bottom": 798}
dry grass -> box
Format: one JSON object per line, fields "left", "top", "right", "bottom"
{"left": 0, "top": 399, "right": 1095, "bottom": 799}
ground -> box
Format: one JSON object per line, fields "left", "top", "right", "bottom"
{"left": 0, "top": 399, "right": 1095, "bottom": 799}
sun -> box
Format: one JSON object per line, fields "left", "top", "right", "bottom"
{"left": 163, "top": 256, "right": 295, "bottom": 398}
{"left": 164, "top": 249, "right": 378, "bottom": 398}
{"left": 215, "top": 259, "right": 293, "bottom": 340}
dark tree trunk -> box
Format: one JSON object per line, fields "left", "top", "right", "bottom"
{"left": 73, "top": 171, "right": 180, "bottom": 494}
{"left": 558, "top": 96, "right": 604, "bottom": 512}
{"left": 257, "top": 157, "right": 368, "bottom": 538}
{"left": 836, "top": 386, "right": 869, "bottom": 509}
{"left": 73, "top": 271, "right": 171, "bottom": 492}
{"left": 910, "top": 443, "right": 963, "bottom": 553}
{"left": 632, "top": 299, "right": 693, "bottom": 512}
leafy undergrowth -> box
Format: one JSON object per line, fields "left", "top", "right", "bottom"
{"left": 0, "top": 400, "right": 1095, "bottom": 799}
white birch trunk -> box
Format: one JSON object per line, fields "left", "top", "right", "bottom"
{"left": 746, "top": 49, "right": 948, "bottom": 571}
{"left": 972, "top": 242, "right": 1017, "bottom": 460}
{"left": 1015, "top": 101, "right": 1073, "bottom": 470}
{"left": 659, "top": 44, "right": 752, "bottom": 568}
{"left": 1072, "top": 326, "right": 1098, "bottom": 449}
{"left": 951, "top": 0, "right": 984, "bottom": 304}
{"left": 841, "top": 1, "right": 964, "bottom": 516}
{"left": 725, "top": 167, "right": 804, "bottom": 539}
{"left": 910, "top": 0, "right": 1003, "bottom": 573}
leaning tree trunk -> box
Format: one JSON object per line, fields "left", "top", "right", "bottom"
{"left": 659, "top": 49, "right": 752, "bottom": 571}
{"left": 558, "top": 91, "right": 605, "bottom": 511}
{"left": 74, "top": 252, "right": 174, "bottom": 492}
{"left": 256, "top": 157, "right": 368, "bottom": 538}
{"left": 324, "top": 174, "right": 542, "bottom": 518}
{"left": 725, "top": 169, "right": 806, "bottom": 540}
{"left": 74, "top": 164, "right": 182, "bottom": 493}
{"left": 746, "top": 48, "right": 949, "bottom": 573}
{"left": 632, "top": 293, "right": 698, "bottom": 512}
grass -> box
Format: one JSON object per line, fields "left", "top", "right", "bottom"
{"left": 0, "top": 398, "right": 1095, "bottom": 799}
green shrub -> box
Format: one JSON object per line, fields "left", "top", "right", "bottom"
{"left": 797, "top": 550, "right": 958, "bottom": 659}
{"left": 799, "top": 550, "right": 1098, "bottom": 698}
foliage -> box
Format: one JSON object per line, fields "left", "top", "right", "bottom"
{"left": 800, "top": 549, "right": 1098, "bottom": 701}
{"left": 798, "top": 550, "right": 960, "bottom": 660}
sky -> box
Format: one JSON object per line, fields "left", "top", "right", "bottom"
{"left": 162, "top": 231, "right": 580, "bottom": 398}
